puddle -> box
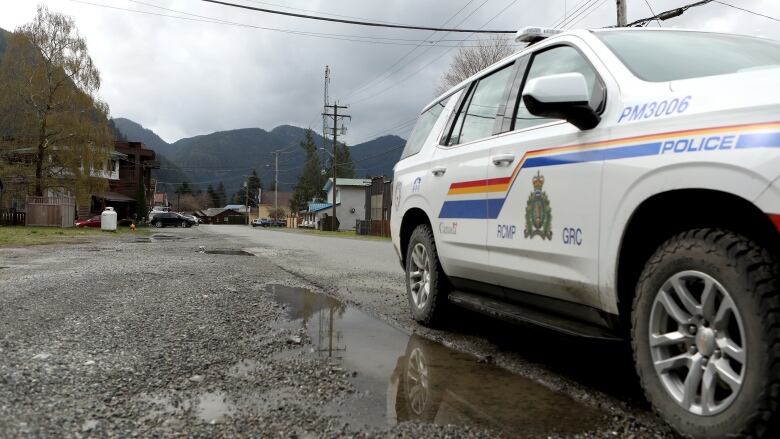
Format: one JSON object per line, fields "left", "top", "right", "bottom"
{"left": 133, "top": 234, "right": 185, "bottom": 243}
{"left": 204, "top": 249, "right": 254, "bottom": 256}
{"left": 137, "top": 391, "right": 235, "bottom": 424}
{"left": 196, "top": 391, "right": 234, "bottom": 423}
{"left": 269, "top": 285, "right": 606, "bottom": 436}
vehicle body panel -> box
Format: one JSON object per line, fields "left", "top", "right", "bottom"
{"left": 392, "top": 28, "right": 780, "bottom": 317}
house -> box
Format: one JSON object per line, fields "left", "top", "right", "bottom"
{"left": 153, "top": 190, "right": 169, "bottom": 208}
{"left": 322, "top": 178, "right": 371, "bottom": 231}
{"left": 357, "top": 176, "right": 393, "bottom": 237}
{"left": 223, "top": 204, "right": 251, "bottom": 214}
{"left": 102, "top": 141, "right": 158, "bottom": 220}
{"left": 0, "top": 141, "right": 127, "bottom": 216}
{"left": 197, "top": 207, "right": 245, "bottom": 224}
{"left": 299, "top": 201, "right": 332, "bottom": 229}
{"left": 258, "top": 191, "right": 292, "bottom": 219}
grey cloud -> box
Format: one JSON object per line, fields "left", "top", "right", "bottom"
{"left": 1, "top": 0, "right": 779, "bottom": 143}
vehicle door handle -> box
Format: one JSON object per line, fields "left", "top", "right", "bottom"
{"left": 431, "top": 166, "right": 447, "bottom": 176}
{"left": 492, "top": 153, "right": 515, "bottom": 166}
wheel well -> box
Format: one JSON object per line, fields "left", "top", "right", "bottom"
{"left": 399, "top": 208, "right": 432, "bottom": 267}
{"left": 616, "top": 189, "right": 780, "bottom": 332}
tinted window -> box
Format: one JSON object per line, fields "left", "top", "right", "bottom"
{"left": 514, "top": 46, "right": 602, "bottom": 131}
{"left": 449, "top": 64, "right": 514, "bottom": 145}
{"left": 401, "top": 95, "right": 451, "bottom": 159}
{"left": 597, "top": 31, "right": 780, "bottom": 82}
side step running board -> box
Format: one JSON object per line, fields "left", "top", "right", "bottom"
{"left": 448, "top": 290, "right": 622, "bottom": 341}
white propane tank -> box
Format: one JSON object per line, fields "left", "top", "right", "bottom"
{"left": 101, "top": 206, "right": 117, "bottom": 232}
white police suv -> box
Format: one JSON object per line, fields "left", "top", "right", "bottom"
{"left": 391, "top": 27, "right": 780, "bottom": 438}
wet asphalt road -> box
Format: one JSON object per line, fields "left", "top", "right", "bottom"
{"left": 0, "top": 226, "right": 675, "bottom": 438}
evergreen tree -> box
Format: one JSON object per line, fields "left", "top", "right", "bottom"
{"left": 206, "top": 184, "right": 219, "bottom": 207}
{"left": 233, "top": 169, "right": 263, "bottom": 207}
{"left": 290, "top": 129, "right": 325, "bottom": 212}
{"left": 247, "top": 169, "right": 262, "bottom": 206}
{"left": 176, "top": 181, "right": 192, "bottom": 196}
{"left": 216, "top": 182, "right": 227, "bottom": 207}
{"left": 337, "top": 143, "right": 356, "bottom": 178}
{"left": 326, "top": 143, "right": 356, "bottom": 179}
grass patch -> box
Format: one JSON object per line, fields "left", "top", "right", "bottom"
{"left": 0, "top": 226, "right": 146, "bottom": 247}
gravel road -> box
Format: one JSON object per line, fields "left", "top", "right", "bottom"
{"left": 0, "top": 226, "right": 675, "bottom": 438}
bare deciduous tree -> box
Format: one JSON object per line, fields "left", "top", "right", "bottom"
{"left": 436, "top": 36, "right": 515, "bottom": 96}
{"left": 0, "top": 5, "right": 111, "bottom": 202}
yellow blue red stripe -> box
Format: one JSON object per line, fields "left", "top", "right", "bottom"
{"left": 438, "top": 121, "right": 780, "bottom": 219}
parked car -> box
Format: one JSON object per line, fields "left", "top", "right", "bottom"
{"left": 251, "top": 218, "right": 265, "bottom": 227}
{"left": 74, "top": 215, "right": 101, "bottom": 228}
{"left": 149, "top": 212, "right": 196, "bottom": 228}
{"left": 390, "top": 26, "right": 780, "bottom": 439}
{"left": 180, "top": 214, "right": 200, "bottom": 225}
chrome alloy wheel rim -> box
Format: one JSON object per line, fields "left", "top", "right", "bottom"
{"left": 409, "top": 243, "right": 431, "bottom": 309}
{"left": 649, "top": 270, "right": 746, "bottom": 416}
{"left": 405, "top": 347, "right": 429, "bottom": 415}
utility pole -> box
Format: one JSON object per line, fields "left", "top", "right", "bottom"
{"left": 244, "top": 180, "right": 249, "bottom": 225}
{"left": 271, "top": 150, "right": 280, "bottom": 221}
{"left": 322, "top": 102, "right": 350, "bottom": 232}
{"left": 616, "top": 0, "right": 627, "bottom": 26}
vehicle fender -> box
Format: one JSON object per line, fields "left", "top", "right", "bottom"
{"left": 394, "top": 190, "right": 436, "bottom": 261}
{"left": 754, "top": 175, "right": 780, "bottom": 216}
{"left": 599, "top": 161, "right": 772, "bottom": 313}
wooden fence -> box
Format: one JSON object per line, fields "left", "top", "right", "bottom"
{"left": 0, "top": 209, "right": 26, "bottom": 226}
{"left": 356, "top": 219, "right": 391, "bottom": 238}
{"left": 25, "top": 196, "right": 76, "bottom": 227}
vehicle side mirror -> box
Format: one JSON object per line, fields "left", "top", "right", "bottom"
{"left": 522, "top": 72, "right": 600, "bottom": 130}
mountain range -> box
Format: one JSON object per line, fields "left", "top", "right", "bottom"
{"left": 112, "top": 118, "right": 405, "bottom": 197}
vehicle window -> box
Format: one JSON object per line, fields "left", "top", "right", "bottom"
{"left": 514, "top": 45, "right": 602, "bottom": 131}
{"left": 449, "top": 64, "right": 514, "bottom": 145}
{"left": 597, "top": 31, "right": 780, "bottom": 82}
{"left": 401, "top": 95, "right": 451, "bottom": 159}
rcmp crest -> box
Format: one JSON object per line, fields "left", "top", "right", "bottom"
{"left": 524, "top": 171, "right": 553, "bottom": 240}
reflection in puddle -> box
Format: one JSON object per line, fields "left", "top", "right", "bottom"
{"left": 196, "top": 391, "right": 234, "bottom": 423}
{"left": 270, "top": 285, "right": 606, "bottom": 437}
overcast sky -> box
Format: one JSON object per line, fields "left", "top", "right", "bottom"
{"left": 2, "top": 0, "right": 779, "bottom": 144}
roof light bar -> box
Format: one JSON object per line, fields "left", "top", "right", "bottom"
{"left": 515, "top": 26, "right": 564, "bottom": 43}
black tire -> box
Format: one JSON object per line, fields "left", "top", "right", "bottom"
{"left": 405, "top": 224, "right": 449, "bottom": 326}
{"left": 632, "top": 229, "right": 780, "bottom": 439}
{"left": 154, "top": 221, "right": 163, "bottom": 228}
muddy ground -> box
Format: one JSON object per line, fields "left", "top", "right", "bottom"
{"left": 0, "top": 226, "right": 674, "bottom": 438}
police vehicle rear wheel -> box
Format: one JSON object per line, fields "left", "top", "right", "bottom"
{"left": 405, "top": 224, "right": 449, "bottom": 326}
{"left": 632, "top": 229, "right": 780, "bottom": 438}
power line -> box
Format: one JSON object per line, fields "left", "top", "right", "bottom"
{"left": 566, "top": 0, "right": 611, "bottom": 28}
{"left": 69, "top": 0, "right": 507, "bottom": 48}
{"left": 559, "top": 0, "right": 601, "bottom": 28}
{"left": 343, "top": 0, "right": 485, "bottom": 100}
{"left": 553, "top": 0, "right": 598, "bottom": 27}
{"left": 240, "top": 0, "right": 409, "bottom": 26}
{"left": 549, "top": 0, "right": 591, "bottom": 27}
{"left": 712, "top": 0, "right": 780, "bottom": 22}
{"left": 643, "top": 0, "right": 663, "bottom": 27}
{"left": 200, "top": 0, "right": 517, "bottom": 34}
{"left": 349, "top": 0, "right": 521, "bottom": 106}
{"left": 625, "top": 0, "right": 715, "bottom": 27}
